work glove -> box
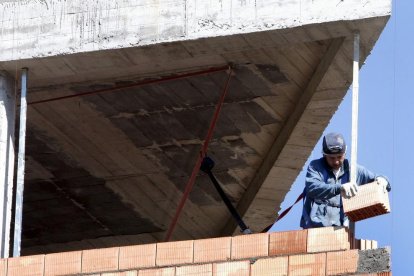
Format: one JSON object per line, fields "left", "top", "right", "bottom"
{"left": 341, "top": 182, "right": 358, "bottom": 198}
{"left": 376, "top": 176, "right": 391, "bottom": 192}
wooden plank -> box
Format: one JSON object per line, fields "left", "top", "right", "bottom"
{"left": 220, "top": 37, "right": 345, "bottom": 235}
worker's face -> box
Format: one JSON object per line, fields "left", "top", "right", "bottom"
{"left": 324, "top": 153, "right": 345, "bottom": 170}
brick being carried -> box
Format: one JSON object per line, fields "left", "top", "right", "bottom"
{"left": 342, "top": 180, "right": 391, "bottom": 221}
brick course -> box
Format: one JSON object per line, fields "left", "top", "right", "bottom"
{"left": 82, "top": 247, "right": 119, "bottom": 273}
{"left": 250, "top": 256, "right": 288, "bottom": 276}
{"left": 307, "top": 227, "right": 350, "bottom": 253}
{"left": 269, "top": 229, "right": 307, "bottom": 255}
{"left": 119, "top": 244, "right": 156, "bottom": 270}
{"left": 156, "top": 240, "right": 193, "bottom": 266}
{"left": 194, "top": 237, "right": 231, "bottom": 263}
{"left": 231, "top": 233, "right": 269, "bottom": 260}
{"left": 0, "top": 227, "right": 391, "bottom": 276}
{"left": 44, "top": 251, "right": 82, "bottom": 276}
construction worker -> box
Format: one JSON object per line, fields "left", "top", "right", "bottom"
{"left": 300, "top": 132, "right": 391, "bottom": 229}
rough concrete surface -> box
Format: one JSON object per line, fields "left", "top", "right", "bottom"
{"left": 0, "top": 0, "right": 391, "bottom": 61}
{"left": 357, "top": 248, "right": 391, "bottom": 273}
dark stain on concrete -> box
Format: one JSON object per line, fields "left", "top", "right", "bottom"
{"left": 143, "top": 147, "right": 190, "bottom": 178}
{"left": 256, "top": 64, "right": 288, "bottom": 84}
{"left": 23, "top": 129, "right": 161, "bottom": 249}
{"left": 151, "top": 112, "right": 197, "bottom": 141}
{"left": 143, "top": 85, "right": 186, "bottom": 109}
{"left": 208, "top": 71, "right": 255, "bottom": 102}
{"left": 125, "top": 116, "right": 164, "bottom": 144}
{"left": 194, "top": 105, "right": 241, "bottom": 138}
{"left": 160, "top": 79, "right": 209, "bottom": 107}
{"left": 98, "top": 87, "right": 152, "bottom": 112}
{"left": 232, "top": 66, "right": 275, "bottom": 97}
{"left": 186, "top": 76, "right": 222, "bottom": 104}
{"left": 109, "top": 116, "right": 154, "bottom": 147}
{"left": 241, "top": 101, "right": 278, "bottom": 125}
{"left": 161, "top": 143, "right": 200, "bottom": 174}
{"left": 222, "top": 103, "right": 261, "bottom": 133}
{"left": 172, "top": 107, "right": 211, "bottom": 139}
{"left": 207, "top": 140, "right": 250, "bottom": 169}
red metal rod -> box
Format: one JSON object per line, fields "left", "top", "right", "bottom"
{"left": 28, "top": 65, "right": 229, "bottom": 105}
{"left": 164, "top": 67, "right": 233, "bottom": 242}
{"left": 260, "top": 192, "right": 304, "bottom": 233}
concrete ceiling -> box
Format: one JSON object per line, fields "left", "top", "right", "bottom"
{"left": 0, "top": 0, "right": 391, "bottom": 255}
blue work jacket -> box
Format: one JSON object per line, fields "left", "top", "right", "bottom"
{"left": 300, "top": 157, "right": 377, "bottom": 229}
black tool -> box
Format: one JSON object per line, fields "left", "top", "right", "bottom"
{"left": 200, "top": 156, "right": 252, "bottom": 234}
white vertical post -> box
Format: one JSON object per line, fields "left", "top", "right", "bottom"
{"left": 350, "top": 33, "right": 360, "bottom": 184}
{"left": 349, "top": 33, "right": 360, "bottom": 235}
{"left": 0, "top": 71, "right": 16, "bottom": 258}
{"left": 13, "top": 68, "right": 28, "bottom": 257}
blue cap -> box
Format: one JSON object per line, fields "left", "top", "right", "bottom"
{"left": 322, "top": 132, "right": 346, "bottom": 155}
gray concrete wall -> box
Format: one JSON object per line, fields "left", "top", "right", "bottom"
{"left": 0, "top": 0, "right": 391, "bottom": 61}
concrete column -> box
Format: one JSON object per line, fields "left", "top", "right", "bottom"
{"left": 0, "top": 71, "right": 16, "bottom": 258}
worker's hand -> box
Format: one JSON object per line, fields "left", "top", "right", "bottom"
{"left": 376, "top": 176, "right": 391, "bottom": 192}
{"left": 341, "top": 182, "right": 358, "bottom": 198}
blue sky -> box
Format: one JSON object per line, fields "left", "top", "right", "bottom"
{"left": 270, "top": 0, "right": 411, "bottom": 274}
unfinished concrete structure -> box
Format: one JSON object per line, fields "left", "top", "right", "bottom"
{"left": 0, "top": 0, "right": 391, "bottom": 256}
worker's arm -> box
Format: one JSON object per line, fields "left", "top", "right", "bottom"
{"left": 356, "top": 165, "right": 391, "bottom": 191}
{"left": 305, "top": 162, "right": 341, "bottom": 200}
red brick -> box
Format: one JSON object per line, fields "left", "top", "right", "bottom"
{"left": 156, "top": 240, "right": 193, "bottom": 266}
{"left": 251, "top": 256, "right": 288, "bottom": 276}
{"left": 82, "top": 247, "right": 119, "bottom": 273}
{"left": 119, "top": 243, "right": 156, "bottom": 270}
{"left": 0, "top": 259, "right": 6, "bottom": 276}
{"left": 102, "top": 271, "right": 138, "bottom": 276}
{"left": 326, "top": 250, "right": 358, "bottom": 275}
{"left": 213, "top": 260, "right": 250, "bottom": 276}
{"left": 194, "top": 237, "right": 231, "bottom": 263}
{"left": 231, "top": 233, "right": 269, "bottom": 259}
{"left": 307, "top": 227, "right": 350, "bottom": 253}
{"left": 44, "top": 251, "right": 82, "bottom": 276}
{"left": 7, "top": 254, "right": 44, "bottom": 276}
{"left": 138, "top": 267, "right": 175, "bottom": 276}
{"left": 343, "top": 181, "right": 390, "bottom": 221}
{"left": 176, "top": 263, "right": 213, "bottom": 276}
{"left": 289, "top": 253, "right": 326, "bottom": 276}
{"left": 269, "top": 230, "right": 307, "bottom": 255}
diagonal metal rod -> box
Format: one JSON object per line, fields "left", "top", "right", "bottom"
{"left": 201, "top": 157, "right": 251, "bottom": 234}
{"left": 164, "top": 66, "right": 232, "bottom": 242}
{"left": 28, "top": 65, "right": 229, "bottom": 105}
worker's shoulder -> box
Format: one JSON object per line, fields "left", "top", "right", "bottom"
{"left": 308, "top": 157, "right": 326, "bottom": 168}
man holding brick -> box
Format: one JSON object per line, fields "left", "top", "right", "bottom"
{"left": 300, "top": 132, "right": 391, "bottom": 229}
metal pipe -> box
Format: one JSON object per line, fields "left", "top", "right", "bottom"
{"left": 350, "top": 32, "right": 360, "bottom": 185}
{"left": 206, "top": 170, "right": 250, "bottom": 233}
{"left": 349, "top": 32, "right": 360, "bottom": 236}
{"left": 200, "top": 156, "right": 251, "bottom": 234}
{"left": 13, "top": 68, "right": 28, "bottom": 257}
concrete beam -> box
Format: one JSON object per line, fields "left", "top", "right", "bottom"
{"left": 0, "top": 71, "right": 16, "bottom": 258}
{"left": 0, "top": 0, "right": 391, "bottom": 62}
